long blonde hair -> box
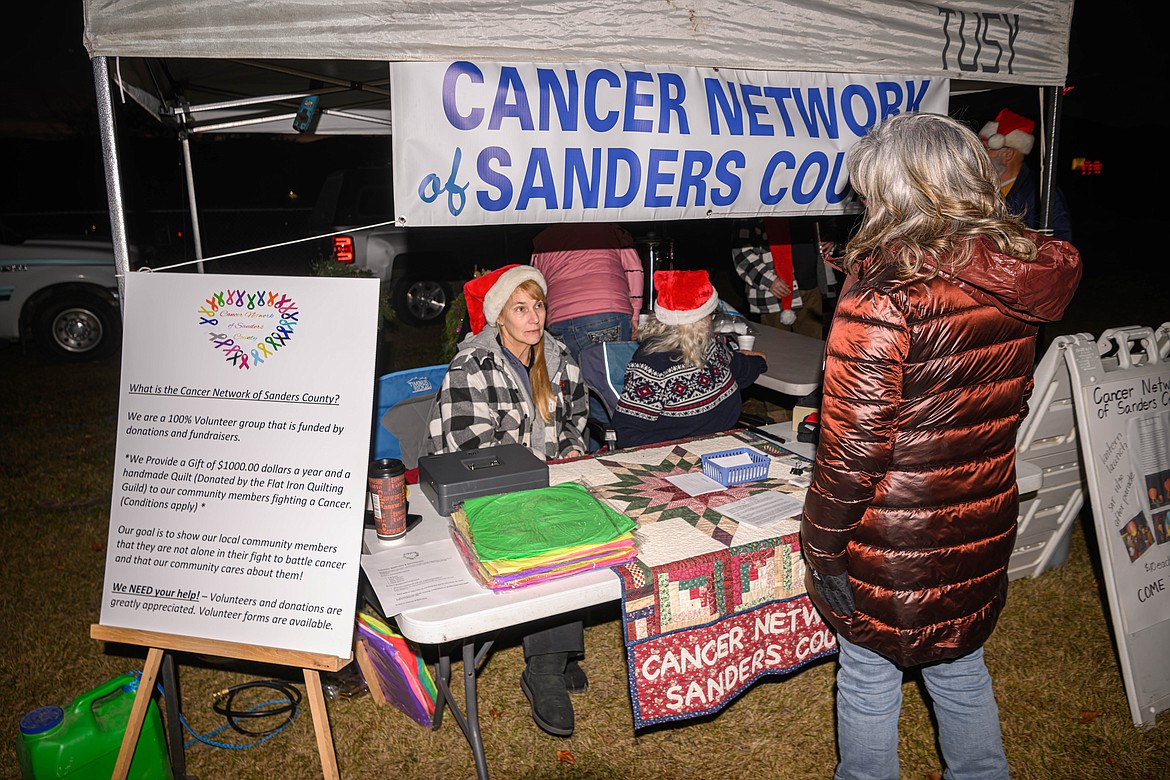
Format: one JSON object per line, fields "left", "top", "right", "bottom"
{"left": 638, "top": 316, "right": 713, "bottom": 369}
{"left": 843, "top": 112, "right": 1037, "bottom": 281}
{"left": 501, "top": 279, "right": 554, "bottom": 423}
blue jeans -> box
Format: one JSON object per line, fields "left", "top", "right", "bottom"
{"left": 547, "top": 312, "right": 632, "bottom": 365}
{"left": 834, "top": 636, "right": 1009, "bottom": 780}
{"left": 547, "top": 313, "right": 632, "bottom": 447}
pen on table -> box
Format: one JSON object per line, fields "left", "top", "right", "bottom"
{"left": 751, "top": 427, "right": 788, "bottom": 446}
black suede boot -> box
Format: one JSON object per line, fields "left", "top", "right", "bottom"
{"left": 564, "top": 659, "right": 588, "bottom": 694}
{"left": 520, "top": 652, "right": 574, "bottom": 736}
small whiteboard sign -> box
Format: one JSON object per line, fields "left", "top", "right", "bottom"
{"left": 99, "top": 273, "right": 380, "bottom": 658}
{"left": 1064, "top": 325, "right": 1170, "bottom": 727}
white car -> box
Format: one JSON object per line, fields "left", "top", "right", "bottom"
{"left": 1, "top": 223, "right": 135, "bottom": 361}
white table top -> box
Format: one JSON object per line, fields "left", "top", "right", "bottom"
{"left": 364, "top": 431, "right": 1042, "bottom": 646}
{"left": 749, "top": 324, "right": 825, "bottom": 397}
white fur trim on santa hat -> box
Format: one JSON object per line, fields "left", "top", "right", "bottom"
{"left": 483, "top": 265, "right": 547, "bottom": 326}
{"left": 979, "top": 121, "right": 1035, "bottom": 156}
{"left": 654, "top": 288, "right": 719, "bottom": 326}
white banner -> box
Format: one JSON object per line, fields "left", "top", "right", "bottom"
{"left": 390, "top": 62, "right": 949, "bottom": 225}
{"left": 100, "top": 273, "right": 379, "bottom": 658}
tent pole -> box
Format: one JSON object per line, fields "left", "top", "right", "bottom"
{"left": 1037, "top": 85, "right": 1063, "bottom": 236}
{"left": 179, "top": 120, "right": 207, "bottom": 273}
{"left": 92, "top": 57, "right": 131, "bottom": 303}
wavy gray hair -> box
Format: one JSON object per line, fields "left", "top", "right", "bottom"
{"left": 638, "top": 315, "right": 713, "bottom": 369}
{"left": 843, "top": 112, "right": 1037, "bottom": 281}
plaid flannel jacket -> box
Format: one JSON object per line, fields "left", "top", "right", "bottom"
{"left": 426, "top": 326, "right": 588, "bottom": 460}
{"left": 732, "top": 222, "right": 786, "bottom": 315}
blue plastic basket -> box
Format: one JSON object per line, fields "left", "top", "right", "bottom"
{"left": 700, "top": 447, "right": 769, "bottom": 487}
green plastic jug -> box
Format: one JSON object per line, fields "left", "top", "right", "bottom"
{"left": 16, "top": 672, "right": 173, "bottom": 780}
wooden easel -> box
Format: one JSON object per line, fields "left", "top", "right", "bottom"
{"left": 91, "top": 625, "right": 351, "bottom": 780}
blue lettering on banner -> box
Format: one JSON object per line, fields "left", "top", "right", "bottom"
{"left": 605, "top": 148, "right": 640, "bottom": 208}
{"left": 409, "top": 62, "right": 944, "bottom": 220}
{"left": 418, "top": 147, "right": 469, "bottom": 216}
{"left": 490, "top": 67, "right": 534, "bottom": 131}
{"left": 443, "top": 61, "right": 484, "bottom": 130}
{"left": 538, "top": 68, "right": 578, "bottom": 131}
{"left": 585, "top": 69, "right": 622, "bottom": 132}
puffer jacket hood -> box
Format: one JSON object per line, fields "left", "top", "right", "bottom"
{"left": 942, "top": 234, "right": 1082, "bottom": 324}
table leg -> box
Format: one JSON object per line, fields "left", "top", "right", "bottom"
{"left": 429, "top": 637, "right": 496, "bottom": 780}
{"left": 433, "top": 653, "right": 451, "bottom": 730}
{"left": 462, "top": 640, "right": 490, "bottom": 780}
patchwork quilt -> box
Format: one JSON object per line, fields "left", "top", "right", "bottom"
{"left": 550, "top": 430, "right": 838, "bottom": 727}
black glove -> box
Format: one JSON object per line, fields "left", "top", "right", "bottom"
{"left": 811, "top": 569, "right": 855, "bottom": 617}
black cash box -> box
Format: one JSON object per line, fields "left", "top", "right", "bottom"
{"left": 417, "top": 444, "right": 549, "bottom": 516}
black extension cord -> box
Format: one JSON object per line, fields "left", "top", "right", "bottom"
{"left": 211, "top": 680, "right": 303, "bottom": 736}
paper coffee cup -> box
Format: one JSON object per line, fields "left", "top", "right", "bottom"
{"left": 368, "top": 458, "right": 407, "bottom": 539}
{"left": 737, "top": 334, "right": 756, "bottom": 350}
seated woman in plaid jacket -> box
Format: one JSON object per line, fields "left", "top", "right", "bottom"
{"left": 426, "top": 264, "right": 588, "bottom": 460}
{"left": 425, "top": 263, "right": 590, "bottom": 737}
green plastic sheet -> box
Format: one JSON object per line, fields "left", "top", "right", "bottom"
{"left": 461, "top": 483, "right": 636, "bottom": 561}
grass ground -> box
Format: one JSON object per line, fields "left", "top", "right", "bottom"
{"left": 2, "top": 249, "right": 1166, "bottom": 779}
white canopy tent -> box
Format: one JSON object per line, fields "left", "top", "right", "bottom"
{"left": 82, "top": 0, "right": 1076, "bottom": 283}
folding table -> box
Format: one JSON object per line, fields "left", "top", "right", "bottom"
{"left": 361, "top": 428, "right": 1041, "bottom": 779}
{"left": 362, "top": 491, "right": 620, "bottom": 780}
{"left": 750, "top": 324, "right": 826, "bottom": 397}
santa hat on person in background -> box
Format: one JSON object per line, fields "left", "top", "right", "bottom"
{"left": 462, "top": 264, "right": 547, "bottom": 334}
{"left": 979, "top": 108, "right": 1035, "bottom": 156}
{"left": 653, "top": 270, "right": 719, "bottom": 325}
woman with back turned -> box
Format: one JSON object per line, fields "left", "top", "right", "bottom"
{"left": 799, "top": 112, "right": 1081, "bottom": 779}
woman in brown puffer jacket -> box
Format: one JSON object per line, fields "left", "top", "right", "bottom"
{"left": 799, "top": 112, "right": 1081, "bottom": 780}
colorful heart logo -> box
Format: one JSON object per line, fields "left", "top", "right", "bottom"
{"left": 196, "top": 288, "right": 301, "bottom": 370}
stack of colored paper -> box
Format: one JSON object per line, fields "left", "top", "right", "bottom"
{"left": 356, "top": 611, "right": 437, "bottom": 727}
{"left": 450, "top": 482, "right": 637, "bottom": 590}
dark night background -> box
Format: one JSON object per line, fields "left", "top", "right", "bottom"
{"left": 0, "top": 3, "right": 1162, "bottom": 289}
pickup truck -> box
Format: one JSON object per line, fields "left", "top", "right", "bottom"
{"left": 1, "top": 222, "right": 137, "bottom": 361}
{"left": 309, "top": 165, "right": 536, "bottom": 325}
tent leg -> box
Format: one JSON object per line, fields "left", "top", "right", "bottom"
{"left": 92, "top": 57, "right": 132, "bottom": 301}
{"left": 180, "top": 132, "right": 206, "bottom": 273}
{"left": 1037, "top": 85, "right": 1063, "bottom": 236}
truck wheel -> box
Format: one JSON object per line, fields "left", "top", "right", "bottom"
{"left": 393, "top": 277, "right": 451, "bottom": 326}
{"left": 34, "top": 293, "right": 121, "bottom": 361}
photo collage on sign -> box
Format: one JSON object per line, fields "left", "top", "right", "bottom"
{"left": 1120, "top": 413, "right": 1170, "bottom": 561}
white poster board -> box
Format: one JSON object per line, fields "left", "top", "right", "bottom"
{"left": 100, "top": 273, "right": 380, "bottom": 659}
{"left": 1063, "top": 326, "right": 1170, "bottom": 727}
{"left": 389, "top": 61, "right": 949, "bottom": 225}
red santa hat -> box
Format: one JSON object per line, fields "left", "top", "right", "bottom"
{"left": 653, "top": 270, "right": 719, "bottom": 325}
{"left": 979, "top": 108, "right": 1035, "bottom": 156}
{"left": 462, "top": 264, "right": 547, "bottom": 334}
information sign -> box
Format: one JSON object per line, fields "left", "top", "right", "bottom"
{"left": 1064, "top": 326, "right": 1170, "bottom": 727}
{"left": 99, "top": 273, "right": 380, "bottom": 658}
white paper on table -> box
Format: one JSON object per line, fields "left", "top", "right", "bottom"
{"left": 666, "top": 472, "right": 726, "bottom": 496}
{"left": 715, "top": 490, "right": 806, "bottom": 528}
{"left": 732, "top": 517, "right": 803, "bottom": 545}
{"left": 707, "top": 452, "right": 756, "bottom": 469}
{"left": 360, "top": 540, "right": 484, "bottom": 614}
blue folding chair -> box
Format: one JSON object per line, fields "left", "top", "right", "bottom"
{"left": 372, "top": 364, "right": 448, "bottom": 469}
{"left": 577, "top": 341, "right": 639, "bottom": 450}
